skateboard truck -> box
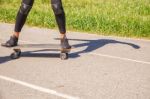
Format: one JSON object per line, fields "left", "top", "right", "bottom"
{"left": 10, "top": 49, "right": 21, "bottom": 59}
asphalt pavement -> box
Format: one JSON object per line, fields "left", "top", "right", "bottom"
{"left": 0, "top": 23, "right": 150, "bottom": 99}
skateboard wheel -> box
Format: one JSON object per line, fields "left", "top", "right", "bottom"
{"left": 10, "top": 51, "right": 21, "bottom": 59}
{"left": 60, "top": 53, "right": 68, "bottom": 60}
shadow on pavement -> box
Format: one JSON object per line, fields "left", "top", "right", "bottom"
{"left": 0, "top": 38, "right": 140, "bottom": 64}
{"left": 21, "top": 51, "right": 60, "bottom": 58}
{"left": 0, "top": 52, "right": 60, "bottom": 64}
{"left": 0, "top": 56, "right": 12, "bottom": 64}
{"left": 68, "top": 38, "right": 140, "bottom": 58}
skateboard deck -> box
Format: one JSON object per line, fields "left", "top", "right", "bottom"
{"left": 11, "top": 44, "right": 71, "bottom": 52}
{"left": 4, "top": 44, "right": 72, "bottom": 60}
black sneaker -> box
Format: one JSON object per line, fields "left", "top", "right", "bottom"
{"left": 1, "top": 36, "right": 18, "bottom": 47}
{"left": 61, "top": 37, "right": 71, "bottom": 49}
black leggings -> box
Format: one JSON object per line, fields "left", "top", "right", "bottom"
{"left": 15, "top": 0, "right": 66, "bottom": 34}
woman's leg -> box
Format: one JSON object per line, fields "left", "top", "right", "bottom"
{"left": 51, "top": 0, "right": 71, "bottom": 48}
{"left": 1, "top": 0, "right": 34, "bottom": 47}
{"left": 51, "top": 0, "right": 66, "bottom": 34}
{"left": 15, "top": 0, "right": 34, "bottom": 33}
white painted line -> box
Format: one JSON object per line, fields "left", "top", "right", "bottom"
{"left": 89, "top": 53, "right": 150, "bottom": 65}
{"left": 0, "top": 75, "right": 80, "bottom": 99}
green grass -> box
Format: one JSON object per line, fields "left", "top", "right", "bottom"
{"left": 0, "top": 0, "right": 150, "bottom": 39}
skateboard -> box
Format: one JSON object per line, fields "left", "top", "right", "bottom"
{"left": 7, "top": 44, "right": 71, "bottom": 60}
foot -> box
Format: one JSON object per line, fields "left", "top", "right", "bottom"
{"left": 1, "top": 36, "right": 18, "bottom": 47}
{"left": 61, "top": 37, "right": 71, "bottom": 49}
